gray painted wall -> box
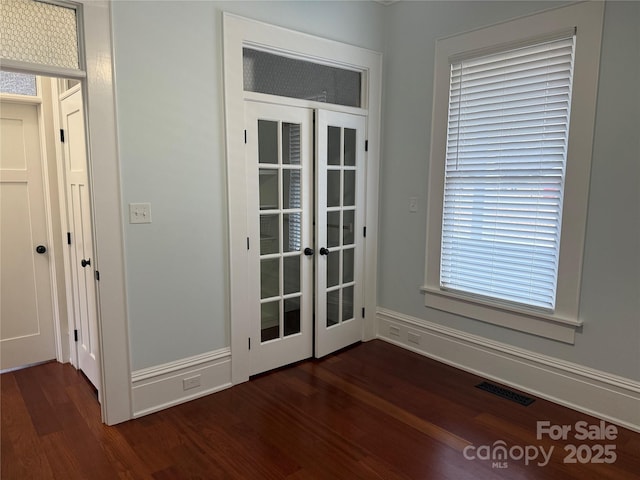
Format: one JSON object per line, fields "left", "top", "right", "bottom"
{"left": 379, "top": 1, "right": 640, "bottom": 380}
{"left": 112, "top": 0, "right": 639, "bottom": 380}
{"left": 111, "top": 1, "right": 385, "bottom": 370}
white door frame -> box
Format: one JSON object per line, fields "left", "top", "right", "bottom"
{"left": 2, "top": 0, "right": 132, "bottom": 425}
{"left": 223, "top": 13, "right": 382, "bottom": 384}
{"left": 50, "top": 80, "right": 80, "bottom": 370}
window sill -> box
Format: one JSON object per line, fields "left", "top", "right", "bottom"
{"left": 420, "top": 286, "right": 582, "bottom": 344}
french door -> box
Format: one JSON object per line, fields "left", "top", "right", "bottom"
{"left": 245, "top": 101, "right": 366, "bottom": 375}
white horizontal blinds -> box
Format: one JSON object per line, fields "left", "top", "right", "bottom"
{"left": 441, "top": 34, "right": 576, "bottom": 310}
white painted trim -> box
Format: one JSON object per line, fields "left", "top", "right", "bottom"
{"left": 243, "top": 91, "right": 367, "bottom": 116}
{"left": 49, "top": 78, "right": 78, "bottom": 368}
{"left": 376, "top": 308, "right": 640, "bottom": 433}
{"left": 58, "top": 83, "right": 82, "bottom": 101}
{"left": 81, "top": 0, "right": 131, "bottom": 425}
{"left": 131, "top": 348, "right": 232, "bottom": 418}
{"left": 0, "top": 94, "right": 42, "bottom": 105}
{"left": 223, "top": 13, "right": 382, "bottom": 384}
{"left": 0, "top": 60, "right": 86, "bottom": 80}
{"left": 35, "top": 79, "right": 64, "bottom": 365}
{"left": 422, "top": 2, "right": 605, "bottom": 342}
{"left": 421, "top": 287, "right": 580, "bottom": 344}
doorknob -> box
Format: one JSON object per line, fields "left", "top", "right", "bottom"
{"left": 35, "top": 245, "right": 47, "bottom": 254}
{"left": 304, "top": 247, "right": 314, "bottom": 256}
{"left": 81, "top": 258, "right": 91, "bottom": 268}
{"left": 319, "top": 247, "right": 330, "bottom": 256}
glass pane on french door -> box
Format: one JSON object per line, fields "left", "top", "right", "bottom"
{"left": 315, "top": 110, "right": 366, "bottom": 358}
{"left": 246, "top": 102, "right": 313, "bottom": 375}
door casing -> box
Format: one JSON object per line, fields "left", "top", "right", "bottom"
{"left": 2, "top": 0, "right": 132, "bottom": 425}
{"left": 223, "top": 13, "right": 382, "bottom": 384}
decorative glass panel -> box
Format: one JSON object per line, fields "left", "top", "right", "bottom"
{"left": 326, "top": 290, "right": 339, "bottom": 327}
{"left": 259, "top": 169, "right": 278, "bottom": 210}
{"left": 284, "top": 297, "right": 301, "bottom": 336}
{"left": 243, "top": 48, "right": 361, "bottom": 107}
{"left": 343, "top": 248, "right": 354, "bottom": 284}
{"left": 283, "top": 213, "right": 301, "bottom": 252}
{"left": 282, "top": 123, "right": 300, "bottom": 165}
{"left": 261, "top": 258, "right": 279, "bottom": 299}
{"left": 327, "top": 252, "right": 339, "bottom": 288}
{"left": 344, "top": 128, "right": 356, "bottom": 166}
{"left": 328, "top": 126, "right": 341, "bottom": 165}
{"left": 327, "top": 211, "right": 340, "bottom": 248}
{"left": 283, "top": 256, "right": 300, "bottom": 295}
{"left": 261, "top": 301, "right": 280, "bottom": 342}
{"left": 0, "top": 0, "right": 79, "bottom": 70}
{"left": 343, "top": 210, "right": 355, "bottom": 246}
{"left": 260, "top": 214, "right": 279, "bottom": 255}
{"left": 327, "top": 170, "right": 340, "bottom": 207}
{"left": 0, "top": 71, "right": 36, "bottom": 96}
{"left": 282, "top": 169, "right": 301, "bottom": 209}
{"left": 342, "top": 286, "right": 354, "bottom": 322}
{"left": 343, "top": 170, "right": 355, "bottom": 206}
{"left": 258, "top": 120, "right": 278, "bottom": 164}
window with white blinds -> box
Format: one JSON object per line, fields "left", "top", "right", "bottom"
{"left": 440, "top": 34, "right": 576, "bottom": 310}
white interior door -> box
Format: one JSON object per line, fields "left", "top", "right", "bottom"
{"left": 245, "top": 101, "right": 314, "bottom": 375}
{"left": 60, "top": 88, "right": 101, "bottom": 394}
{"left": 245, "top": 102, "right": 368, "bottom": 372}
{"left": 0, "top": 101, "right": 57, "bottom": 370}
{"left": 315, "top": 110, "right": 366, "bottom": 358}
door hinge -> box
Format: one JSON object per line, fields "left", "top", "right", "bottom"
{"left": 244, "top": 130, "right": 247, "bottom": 144}
{"left": 74, "top": 329, "right": 78, "bottom": 342}
{"left": 67, "top": 232, "right": 72, "bottom": 245}
{"left": 248, "top": 337, "right": 251, "bottom": 350}
{"left": 247, "top": 237, "right": 250, "bottom": 250}
{"left": 365, "top": 140, "right": 368, "bottom": 152}
{"left": 363, "top": 226, "right": 367, "bottom": 237}
{"left": 60, "top": 129, "right": 65, "bottom": 143}
{"left": 95, "top": 270, "right": 100, "bottom": 281}
{"left": 362, "top": 307, "right": 365, "bottom": 318}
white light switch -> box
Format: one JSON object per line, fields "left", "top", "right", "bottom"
{"left": 129, "top": 202, "right": 152, "bottom": 224}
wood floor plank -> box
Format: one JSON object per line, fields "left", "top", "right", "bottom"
{"left": 2, "top": 340, "right": 639, "bottom": 479}
{"left": 300, "top": 362, "right": 471, "bottom": 452}
{"left": 1, "top": 371, "right": 55, "bottom": 479}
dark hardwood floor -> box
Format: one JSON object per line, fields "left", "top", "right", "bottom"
{"left": 2, "top": 340, "right": 639, "bottom": 479}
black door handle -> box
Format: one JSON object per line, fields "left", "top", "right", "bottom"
{"left": 81, "top": 258, "right": 91, "bottom": 268}
{"left": 304, "top": 247, "right": 314, "bottom": 256}
{"left": 36, "top": 245, "right": 47, "bottom": 254}
{"left": 319, "top": 247, "right": 330, "bottom": 256}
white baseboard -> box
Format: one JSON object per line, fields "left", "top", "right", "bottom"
{"left": 376, "top": 308, "right": 640, "bottom": 433}
{"left": 131, "top": 348, "right": 232, "bottom": 418}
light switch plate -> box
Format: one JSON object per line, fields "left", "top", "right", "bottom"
{"left": 129, "top": 202, "right": 152, "bottom": 224}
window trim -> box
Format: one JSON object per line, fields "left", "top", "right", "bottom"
{"left": 422, "top": 2, "right": 605, "bottom": 344}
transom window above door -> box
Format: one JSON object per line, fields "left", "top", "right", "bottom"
{"left": 243, "top": 48, "right": 362, "bottom": 107}
{"left": 0, "top": 71, "right": 37, "bottom": 96}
